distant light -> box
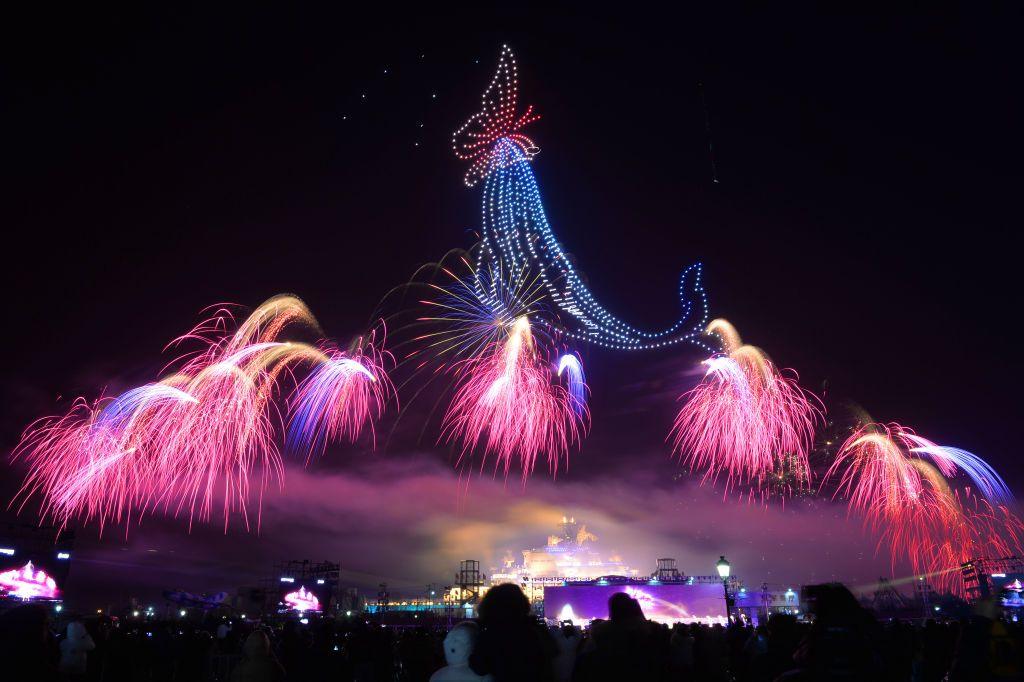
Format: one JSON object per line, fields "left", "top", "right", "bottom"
{"left": 55, "top": 605, "right": 63, "bottom": 613}
{"left": 716, "top": 556, "right": 731, "bottom": 579}
{"left": 179, "top": 610, "right": 186, "bottom": 617}
{"left": 299, "top": 618, "right": 309, "bottom": 625}
{"left": 96, "top": 609, "right": 102, "bottom": 614}
{"left": 240, "top": 614, "right": 246, "bottom": 619}
{"left": 345, "top": 610, "right": 352, "bottom": 617}
{"left": 992, "top": 573, "right": 1007, "bottom": 578}
{"left": 316, "top": 579, "right": 325, "bottom": 585}
{"left": 133, "top": 611, "right": 139, "bottom": 617}
{"left": 333, "top": 644, "right": 339, "bottom": 651}
{"left": 0, "top": 548, "right": 14, "bottom": 556}
{"left": 934, "top": 606, "right": 941, "bottom": 611}
{"left": 280, "top": 577, "right": 294, "bottom": 583}
{"left": 56, "top": 552, "right": 70, "bottom": 560}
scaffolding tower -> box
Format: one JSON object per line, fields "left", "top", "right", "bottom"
{"left": 456, "top": 560, "right": 484, "bottom": 604}
{"left": 654, "top": 558, "right": 683, "bottom": 581}
{"left": 961, "top": 556, "right": 1024, "bottom": 602}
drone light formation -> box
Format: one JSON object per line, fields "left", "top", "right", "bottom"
{"left": 441, "top": 316, "right": 587, "bottom": 480}
{"left": 11, "top": 296, "right": 389, "bottom": 533}
{"left": 669, "top": 320, "right": 821, "bottom": 498}
{"left": 454, "top": 45, "right": 711, "bottom": 351}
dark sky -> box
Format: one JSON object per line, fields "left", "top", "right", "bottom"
{"left": 3, "top": 6, "right": 1023, "bottom": 607}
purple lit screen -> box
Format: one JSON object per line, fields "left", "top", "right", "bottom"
{"left": 544, "top": 583, "right": 727, "bottom": 626}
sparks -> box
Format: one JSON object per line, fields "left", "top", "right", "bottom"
{"left": 669, "top": 320, "right": 821, "bottom": 498}
{"left": 441, "top": 316, "right": 587, "bottom": 480}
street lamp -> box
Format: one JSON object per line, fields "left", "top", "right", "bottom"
{"left": 716, "top": 556, "right": 732, "bottom": 624}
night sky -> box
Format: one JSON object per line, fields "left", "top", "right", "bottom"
{"left": 4, "top": 6, "right": 1023, "bottom": 608}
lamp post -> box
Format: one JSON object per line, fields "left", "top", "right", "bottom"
{"left": 716, "top": 555, "right": 732, "bottom": 625}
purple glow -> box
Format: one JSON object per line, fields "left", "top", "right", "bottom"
{"left": 543, "top": 583, "right": 726, "bottom": 626}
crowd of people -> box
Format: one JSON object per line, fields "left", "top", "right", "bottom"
{"left": 0, "top": 582, "right": 1020, "bottom": 681}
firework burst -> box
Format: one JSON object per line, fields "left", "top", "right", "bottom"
{"left": 669, "top": 319, "right": 822, "bottom": 498}
{"left": 441, "top": 316, "right": 587, "bottom": 480}
{"left": 824, "top": 422, "right": 1022, "bottom": 592}
{"left": 10, "top": 295, "right": 391, "bottom": 533}
{"left": 287, "top": 334, "right": 394, "bottom": 464}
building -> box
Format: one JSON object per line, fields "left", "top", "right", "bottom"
{"left": 733, "top": 584, "right": 801, "bottom": 623}
{"left": 488, "top": 516, "right": 639, "bottom": 603}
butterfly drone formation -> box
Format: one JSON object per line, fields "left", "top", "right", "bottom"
{"left": 9, "top": 46, "right": 1019, "bottom": 591}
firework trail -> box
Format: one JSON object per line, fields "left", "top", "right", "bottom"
{"left": 287, "top": 336, "right": 393, "bottom": 464}
{"left": 556, "top": 353, "right": 588, "bottom": 418}
{"left": 824, "top": 422, "right": 1022, "bottom": 592}
{"left": 11, "top": 295, "right": 390, "bottom": 533}
{"left": 669, "top": 319, "right": 822, "bottom": 498}
{"left": 441, "top": 317, "right": 587, "bottom": 480}
{"left": 411, "top": 254, "right": 552, "bottom": 364}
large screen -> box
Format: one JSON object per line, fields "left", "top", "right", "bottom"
{"left": 279, "top": 584, "right": 325, "bottom": 612}
{"left": 992, "top": 574, "right": 1024, "bottom": 607}
{"left": 0, "top": 560, "right": 61, "bottom": 601}
{"left": 544, "top": 583, "right": 726, "bottom": 626}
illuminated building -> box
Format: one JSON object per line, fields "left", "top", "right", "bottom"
{"left": 487, "top": 516, "right": 639, "bottom": 602}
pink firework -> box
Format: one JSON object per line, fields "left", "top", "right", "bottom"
{"left": 287, "top": 335, "right": 394, "bottom": 464}
{"left": 825, "top": 422, "right": 1024, "bottom": 593}
{"left": 669, "top": 320, "right": 821, "bottom": 497}
{"left": 11, "top": 295, "right": 392, "bottom": 533}
{"left": 452, "top": 44, "right": 541, "bottom": 187}
{"left": 441, "top": 317, "right": 586, "bottom": 480}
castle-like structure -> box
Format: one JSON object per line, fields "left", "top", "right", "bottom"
{"left": 488, "top": 516, "right": 639, "bottom": 602}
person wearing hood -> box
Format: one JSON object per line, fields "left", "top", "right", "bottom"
{"left": 58, "top": 620, "right": 95, "bottom": 678}
{"left": 431, "top": 622, "right": 493, "bottom": 682}
{"left": 230, "top": 630, "right": 285, "bottom": 682}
